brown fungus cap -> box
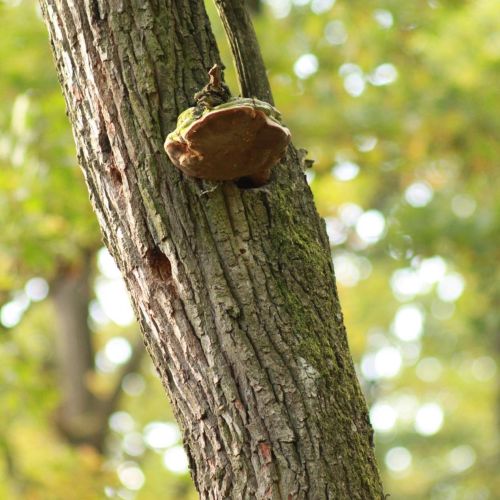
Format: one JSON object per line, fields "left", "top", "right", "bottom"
{"left": 164, "top": 99, "right": 291, "bottom": 186}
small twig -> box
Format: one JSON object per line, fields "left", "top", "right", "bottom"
{"left": 199, "top": 183, "right": 221, "bottom": 197}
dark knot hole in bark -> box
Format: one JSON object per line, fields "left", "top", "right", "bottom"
{"left": 146, "top": 247, "right": 172, "bottom": 283}
{"left": 98, "top": 129, "right": 111, "bottom": 154}
{"left": 100, "top": 131, "right": 122, "bottom": 186}
{"left": 108, "top": 164, "right": 122, "bottom": 186}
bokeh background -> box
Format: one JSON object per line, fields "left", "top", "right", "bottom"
{"left": 1, "top": 0, "right": 499, "bottom": 498}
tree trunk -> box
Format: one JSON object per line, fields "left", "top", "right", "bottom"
{"left": 51, "top": 252, "right": 97, "bottom": 439}
{"left": 40, "top": 1, "right": 384, "bottom": 498}
{"left": 51, "top": 251, "right": 145, "bottom": 450}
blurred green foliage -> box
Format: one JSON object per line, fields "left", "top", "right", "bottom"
{"left": 1, "top": 0, "right": 499, "bottom": 498}
{"left": 0, "top": 0, "right": 98, "bottom": 290}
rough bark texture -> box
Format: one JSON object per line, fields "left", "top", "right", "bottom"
{"left": 40, "top": 0, "right": 384, "bottom": 498}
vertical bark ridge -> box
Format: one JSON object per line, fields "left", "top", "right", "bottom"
{"left": 40, "top": 0, "right": 384, "bottom": 497}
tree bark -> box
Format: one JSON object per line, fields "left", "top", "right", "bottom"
{"left": 40, "top": 1, "right": 384, "bottom": 498}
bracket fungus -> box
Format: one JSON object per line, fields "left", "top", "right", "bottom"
{"left": 164, "top": 65, "right": 291, "bottom": 187}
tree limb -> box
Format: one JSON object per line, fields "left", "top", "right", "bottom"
{"left": 213, "top": 0, "right": 274, "bottom": 103}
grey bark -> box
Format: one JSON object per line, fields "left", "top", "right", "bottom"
{"left": 40, "top": 0, "right": 384, "bottom": 498}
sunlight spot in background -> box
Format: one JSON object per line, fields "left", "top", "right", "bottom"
{"left": 419, "top": 256, "right": 447, "bottom": 283}
{"left": 448, "top": 445, "right": 476, "bottom": 473}
{"left": 325, "top": 20, "right": 347, "bottom": 45}
{"left": 355, "top": 210, "right": 386, "bottom": 244}
{"left": 339, "top": 63, "right": 365, "bottom": 97}
{"left": 332, "top": 254, "right": 358, "bottom": 285}
{"left": 0, "top": 292, "right": 30, "bottom": 328}
{"left": 163, "top": 445, "right": 189, "bottom": 474}
{"left": 339, "top": 63, "right": 362, "bottom": 78}
{"left": 373, "top": 9, "right": 394, "bottom": 29}
{"left": 375, "top": 346, "right": 402, "bottom": 378}
{"left": 95, "top": 249, "right": 135, "bottom": 326}
{"left": 24, "top": 277, "right": 49, "bottom": 302}
{"left": 355, "top": 135, "right": 378, "bottom": 152}
{"left": 405, "top": 181, "right": 434, "bottom": 207}
{"left": 96, "top": 351, "right": 117, "bottom": 373}
{"left": 311, "top": 0, "right": 335, "bottom": 14}
{"left": 10, "top": 141, "right": 26, "bottom": 167}
{"left": 109, "top": 411, "right": 135, "bottom": 434}
{"left": 369, "top": 63, "right": 398, "bottom": 86}
{"left": 117, "top": 462, "right": 145, "bottom": 491}
{"left": 4, "top": 0, "right": 22, "bottom": 7}
{"left": 11, "top": 93, "right": 30, "bottom": 136}
{"left": 294, "top": 54, "right": 319, "bottom": 79}
{"left": 392, "top": 304, "right": 424, "bottom": 341}
{"left": 144, "top": 422, "right": 180, "bottom": 449}
{"left": 437, "top": 273, "right": 465, "bottom": 302}
{"left": 333, "top": 253, "right": 372, "bottom": 286}
{"left": 385, "top": 447, "right": 412, "bottom": 473}
{"left": 325, "top": 217, "right": 347, "bottom": 245}
{"left": 391, "top": 269, "right": 424, "bottom": 300}
{"left": 122, "top": 433, "right": 145, "bottom": 457}
{"left": 416, "top": 357, "right": 443, "bottom": 382}
{"left": 105, "top": 337, "right": 132, "bottom": 365}
{"left": 338, "top": 203, "right": 363, "bottom": 227}
{"left": 370, "top": 403, "right": 397, "bottom": 432}
{"left": 104, "top": 486, "right": 115, "bottom": 498}
{"left": 95, "top": 278, "right": 135, "bottom": 326}
{"left": 0, "top": 135, "right": 10, "bottom": 159}
{"left": 122, "top": 373, "right": 146, "bottom": 396}
{"left": 415, "top": 403, "right": 444, "bottom": 435}
{"left": 451, "top": 194, "right": 476, "bottom": 218}
{"left": 89, "top": 299, "right": 109, "bottom": 325}
{"left": 264, "top": 0, "right": 291, "bottom": 18}
{"left": 361, "top": 346, "right": 402, "bottom": 380}
{"left": 118, "top": 488, "right": 135, "bottom": 500}
{"left": 471, "top": 357, "right": 497, "bottom": 381}
{"left": 331, "top": 160, "right": 360, "bottom": 181}
{"left": 344, "top": 73, "right": 365, "bottom": 97}
{"left": 390, "top": 257, "right": 448, "bottom": 301}
{"left": 98, "top": 247, "right": 123, "bottom": 279}
{"left": 365, "top": 328, "right": 388, "bottom": 349}
{"left": 393, "top": 393, "right": 419, "bottom": 424}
